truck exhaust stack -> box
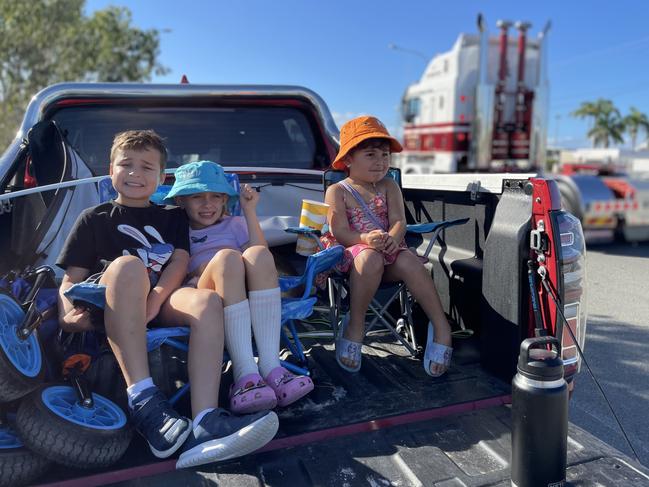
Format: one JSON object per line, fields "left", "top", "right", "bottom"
{"left": 511, "top": 21, "right": 532, "bottom": 162}
{"left": 492, "top": 20, "right": 513, "bottom": 162}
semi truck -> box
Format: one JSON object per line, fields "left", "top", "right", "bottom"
{"left": 394, "top": 15, "right": 649, "bottom": 243}
{"left": 0, "top": 82, "right": 647, "bottom": 486}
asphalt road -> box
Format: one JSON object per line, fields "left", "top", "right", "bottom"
{"left": 569, "top": 240, "right": 649, "bottom": 468}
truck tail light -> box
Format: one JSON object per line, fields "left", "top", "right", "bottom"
{"left": 553, "top": 210, "right": 587, "bottom": 378}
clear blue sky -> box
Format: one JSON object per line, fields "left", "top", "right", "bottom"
{"left": 87, "top": 0, "right": 649, "bottom": 149}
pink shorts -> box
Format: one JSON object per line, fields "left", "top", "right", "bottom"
{"left": 338, "top": 243, "right": 408, "bottom": 273}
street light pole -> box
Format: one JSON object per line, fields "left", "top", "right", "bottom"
{"left": 388, "top": 43, "right": 428, "bottom": 62}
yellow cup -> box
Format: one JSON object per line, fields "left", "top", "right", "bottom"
{"left": 296, "top": 199, "right": 329, "bottom": 256}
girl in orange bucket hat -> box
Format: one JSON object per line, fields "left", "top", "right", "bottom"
{"left": 322, "top": 116, "right": 453, "bottom": 377}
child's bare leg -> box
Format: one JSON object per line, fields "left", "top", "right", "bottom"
{"left": 198, "top": 249, "right": 246, "bottom": 305}
{"left": 100, "top": 255, "right": 150, "bottom": 386}
{"left": 157, "top": 288, "right": 224, "bottom": 418}
{"left": 347, "top": 250, "right": 384, "bottom": 343}
{"left": 384, "top": 251, "right": 452, "bottom": 374}
{"left": 243, "top": 245, "right": 278, "bottom": 291}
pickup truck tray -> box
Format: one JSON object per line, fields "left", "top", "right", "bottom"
{"left": 34, "top": 333, "right": 649, "bottom": 486}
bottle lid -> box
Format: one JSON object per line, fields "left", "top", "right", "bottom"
{"left": 517, "top": 337, "right": 564, "bottom": 381}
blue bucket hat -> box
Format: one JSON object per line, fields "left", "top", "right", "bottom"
{"left": 163, "top": 161, "right": 239, "bottom": 209}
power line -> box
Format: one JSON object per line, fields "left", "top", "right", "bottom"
{"left": 552, "top": 35, "right": 649, "bottom": 67}
{"left": 551, "top": 81, "right": 649, "bottom": 109}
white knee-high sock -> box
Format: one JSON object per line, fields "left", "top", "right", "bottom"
{"left": 224, "top": 300, "right": 258, "bottom": 382}
{"left": 249, "top": 287, "right": 282, "bottom": 378}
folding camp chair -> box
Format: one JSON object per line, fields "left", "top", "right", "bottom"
{"left": 297, "top": 168, "right": 468, "bottom": 357}
{"left": 64, "top": 170, "right": 344, "bottom": 405}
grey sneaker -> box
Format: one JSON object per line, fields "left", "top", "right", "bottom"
{"left": 176, "top": 408, "right": 279, "bottom": 469}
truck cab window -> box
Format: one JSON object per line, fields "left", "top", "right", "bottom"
{"left": 50, "top": 105, "right": 321, "bottom": 175}
{"left": 402, "top": 97, "right": 421, "bottom": 123}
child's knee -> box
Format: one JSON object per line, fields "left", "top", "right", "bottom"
{"left": 190, "top": 289, "right": 224, "bottom": 322}
{"left": 356, "top": 250, "right": 384, "bottom": 275}
{"left": 210, "top": 248, "right": 244, "bottom": 271}
{"left": 102, "top": 255, "right": 148, "bottom": 285}
{"left": 243, "top": 246, "right": 276, "bottom": 271}
{"left": 243, "top": 245, "right": 269, "bottom": 259}
{"left": 399, "top": 251, "right": 426, "bottom": 272}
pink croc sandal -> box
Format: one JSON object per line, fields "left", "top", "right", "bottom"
{"left": 264, "top": 367, "right": 314, "bottom": 407}
{"left": 229, "top": 373, "right": 277, "bottom": 414}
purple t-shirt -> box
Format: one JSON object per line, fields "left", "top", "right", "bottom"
{"left": 188, "top": 216, "right": 249, "bottom": 273}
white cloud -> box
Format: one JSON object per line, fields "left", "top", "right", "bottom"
{"left": 331, "top": 111, "right": 367, "bottom": 127}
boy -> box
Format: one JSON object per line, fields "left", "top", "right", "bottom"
{"left": 57, "top": 130, "right": 278, "bottom": 469}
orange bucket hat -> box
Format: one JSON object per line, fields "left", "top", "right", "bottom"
{"left": 332, "top": 116, "right": 403, "bottom": 170}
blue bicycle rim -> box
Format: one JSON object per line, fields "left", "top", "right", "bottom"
{"left": 0, "top": 424, "right": 23, "bottom": 449}
{"left": 0, "top": 294, "right": 42, "bottom": 378}
{"left": 41, "top": 386, "right": 127, "bottom": 430}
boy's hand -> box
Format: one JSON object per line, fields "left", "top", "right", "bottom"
{"left": 145, "top": 289, "right": 165, "bottom": 323}
{"left": 364, "top": 229, "right": 386, "bottom": 250}
{"left": 62, "top": 306, "right": 95, "bottom": 332}
{"left": 239, "top": 184, "right": 259, "bottom": 211}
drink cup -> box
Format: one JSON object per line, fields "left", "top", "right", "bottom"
{"left": 296, "top": 199, "right": 329, "bottom": 256}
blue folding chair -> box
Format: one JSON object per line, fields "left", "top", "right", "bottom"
{"left": 65, "top": 170, "right": 343, "bottom": 405}
{"left": 292, "top": 168, "right": 469, "bottom": 357}
{"left": 63, "top": 245, "right": 343, "bottom": 405}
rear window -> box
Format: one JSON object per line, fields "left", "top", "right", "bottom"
{"left": 51, "top": 105, "right": 321, "bottom": 175}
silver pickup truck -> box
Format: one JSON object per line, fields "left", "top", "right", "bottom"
{"left": 0, "top": 83, "right": 647, "bottom": 486}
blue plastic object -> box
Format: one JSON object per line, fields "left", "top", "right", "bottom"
{"left": 0, "top": 293, "right": 42, "bottom": 378}
{"left": 41, "top": 385, "right": 127, "bottom": 430}
{"left": 277, "top": 245, "right": 344, "bottom": 373}
{"left": 278, "top": 245, "right": 344, "bottom": 297}
{"left": 98, "top": 178, "right": 118, "bottom": 202}
{"left": 146, "top": 327, "right": 190, "bottom": 353}
{"left": 0, "top": 423, "right": 22, "bottom": 449}
{"left": 63, "top": 282, "right": 107, "bottom": 310}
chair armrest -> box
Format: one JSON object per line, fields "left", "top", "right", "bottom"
{"left": 285, "top": 227, "right": 321, "bottom": 237}
{"left": 407, "top": 218, "right": 469, "bottom": 260}
{"left": 285, "top": 227, "right": 325, "bottom": 251}
{"left": 278, "top": 275, "right": 304, "bottom": 292}
{"left": 406, "top": 218, "right": 469, "bottom": 235}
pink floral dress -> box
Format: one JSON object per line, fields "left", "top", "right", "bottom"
{"left": 320, "top": 189, "right": 408, "bottom": 273}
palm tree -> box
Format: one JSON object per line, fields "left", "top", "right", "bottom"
{"left": 571, "top": 99, "right": 624, "bottom": 148}
{"left": 623, "top": 107, "right": 649, "bottom": 150}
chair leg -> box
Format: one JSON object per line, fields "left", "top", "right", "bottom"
{"left": 401, "top": 289, "right": 419, "bottom": 352}
{"left": 279, "top": 320, "right": 311, "bottom": 376}
{"left": 329, "top": 276, "right": 344, "bottom": 339}
{"left": 364, "top": 285, "right": 417, "bottom": 356}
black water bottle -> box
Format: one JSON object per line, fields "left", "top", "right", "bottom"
{"left": 511, "top": 336, "right": 568, "bottom": 487}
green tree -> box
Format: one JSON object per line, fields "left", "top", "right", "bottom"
{"left": 571, "top": 99, "right": 625, "bottom": 148}
{"left": 0, "top": 0, "right": 168, "bottom": 148}
{"left": 623, "top": 107, "right": 649, "bottom": 151}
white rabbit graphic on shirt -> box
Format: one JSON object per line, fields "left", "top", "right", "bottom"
{"left": 117, "top": 224, "right": 174, "bottom": 284}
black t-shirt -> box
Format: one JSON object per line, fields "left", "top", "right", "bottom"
{"left": 57, "top": 201, "right": 190, "bottom": 284}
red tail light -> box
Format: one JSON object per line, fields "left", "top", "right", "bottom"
{"left": 531, "top": 178, "right": 587, "bottom": 382}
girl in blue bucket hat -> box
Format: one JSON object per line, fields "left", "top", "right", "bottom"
{"left": 167, "top": 161, "right": 314, "bottom": 414}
